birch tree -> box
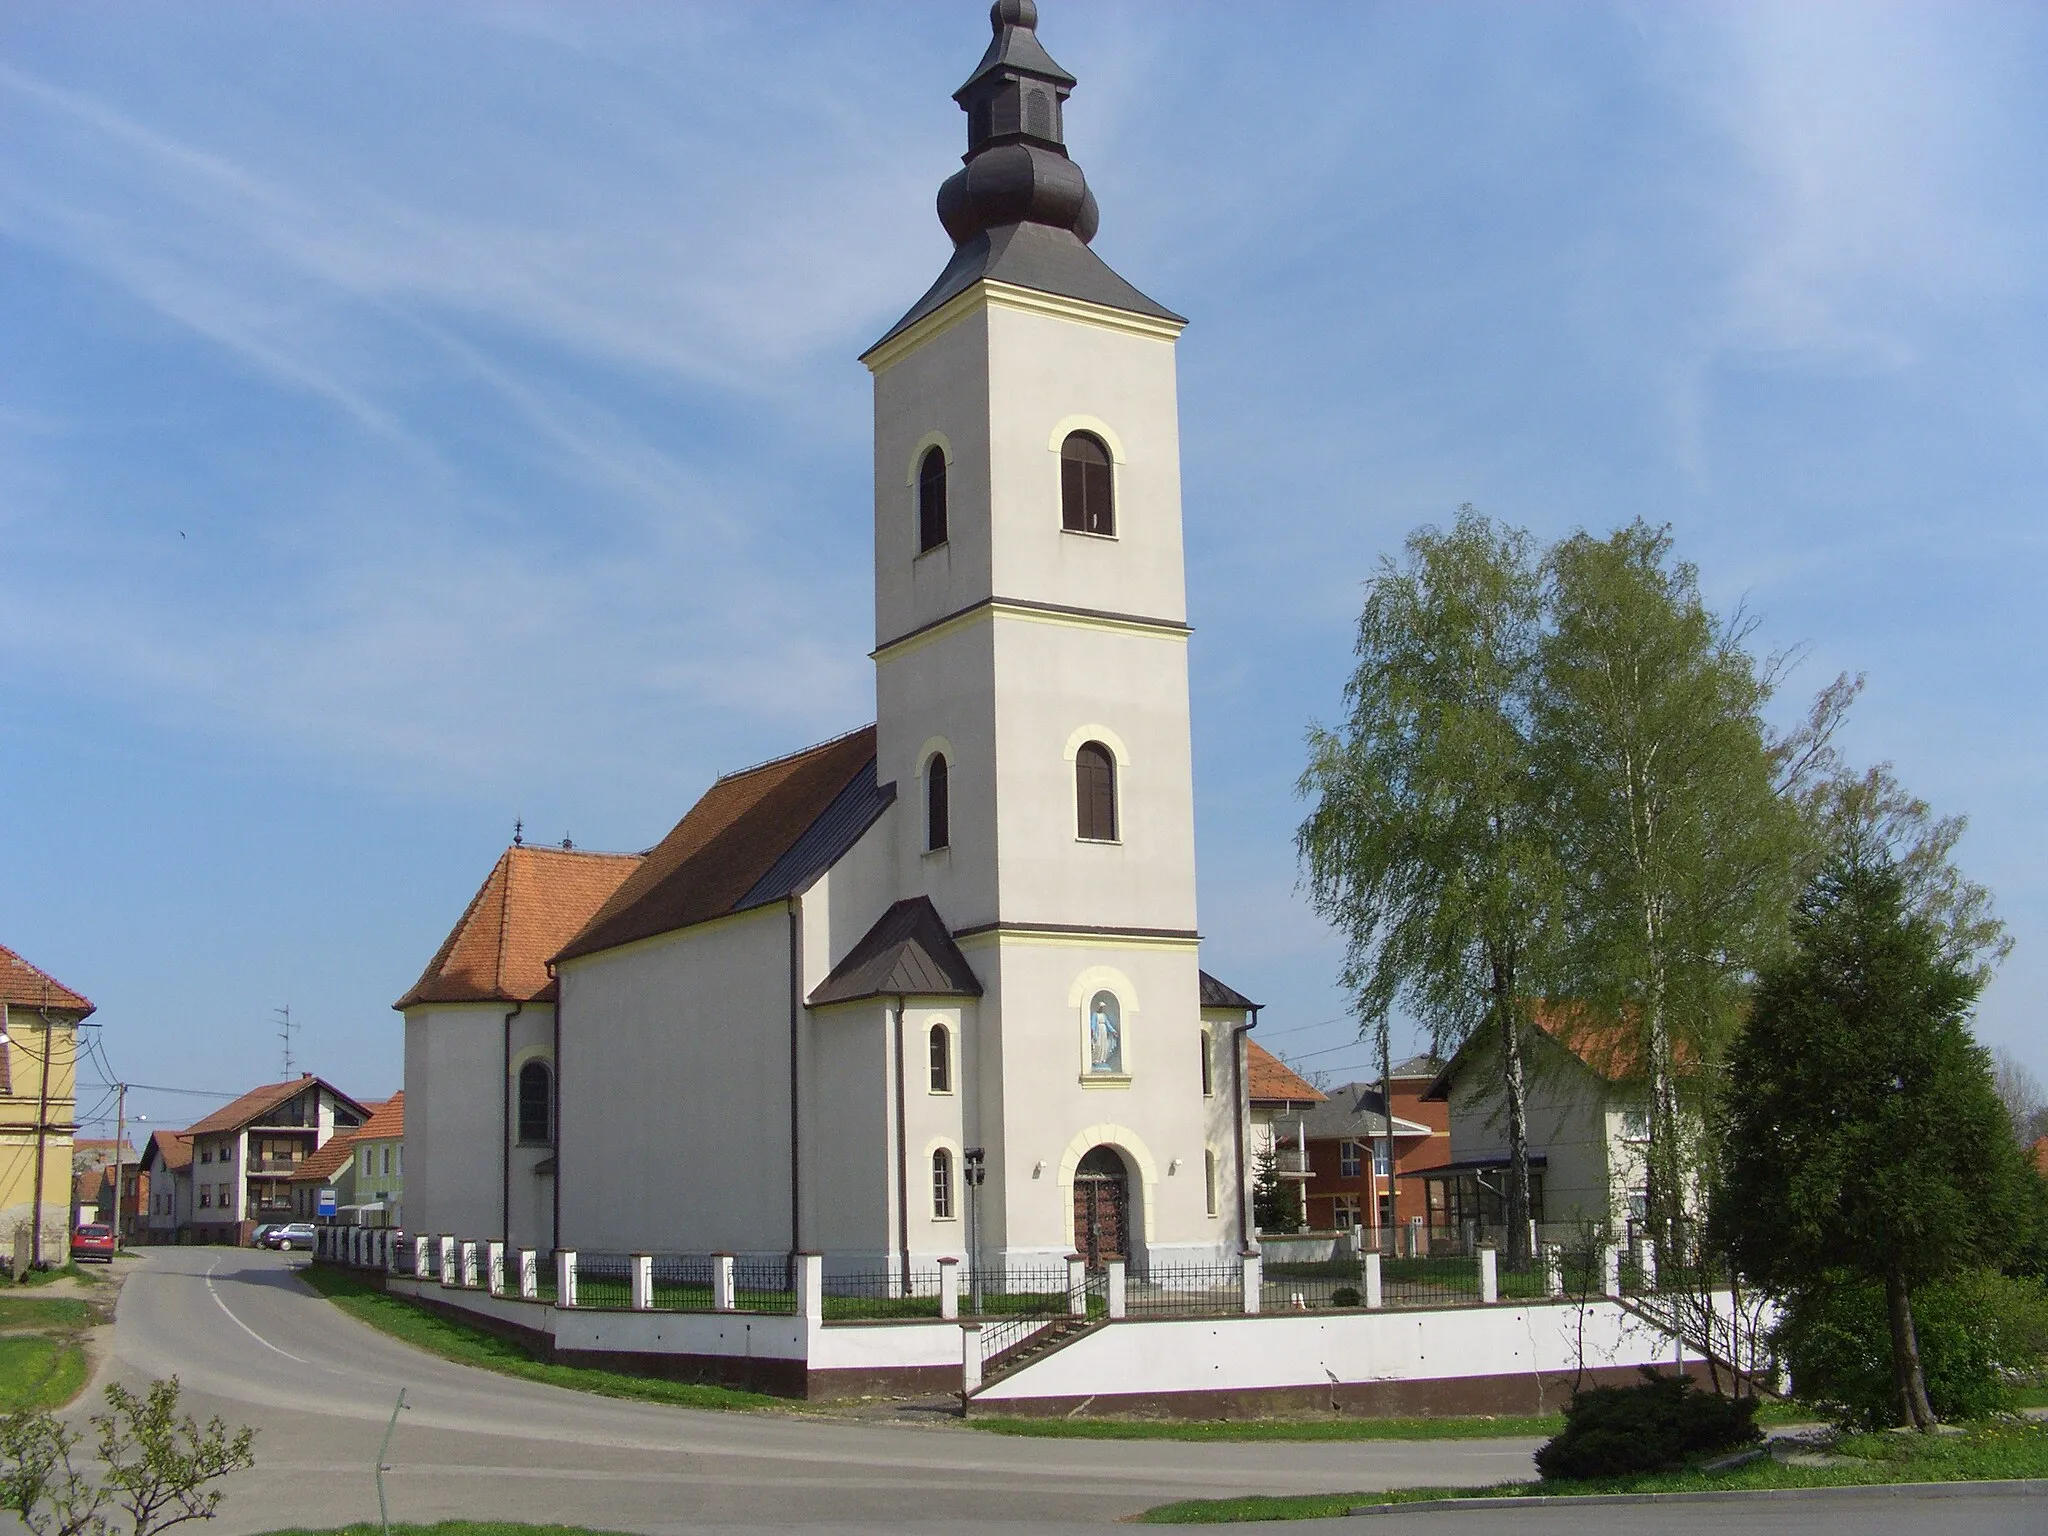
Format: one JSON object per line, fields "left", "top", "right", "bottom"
{"left": 1298, "top": 509, "right": 1554, "bottom": 1262}
{"left": 1535, "top": 521, "right": 1804, "bottom": 1244}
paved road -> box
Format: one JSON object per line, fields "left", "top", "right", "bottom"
{"left": 97, "top": 1249, "right": 2042, "bottom": 1535}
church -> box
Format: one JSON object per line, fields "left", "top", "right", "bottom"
{"left": 398, "top": 1, "right": 1262, "bottom": 1280}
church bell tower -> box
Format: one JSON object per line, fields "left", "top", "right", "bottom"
{"left": 862, "top": 1, "right": 1223, "bottom": 1267}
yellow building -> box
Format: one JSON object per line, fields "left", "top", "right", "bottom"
{"left": 0, "top": 945, "right": 91, "bottom": 1267}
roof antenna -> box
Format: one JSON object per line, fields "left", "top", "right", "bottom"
{"left": 560, "top": 835, "right": 574, "bottom": 850}
{"left": 275, "top": 1003, "right": 296, "bottom": 1079}
{"left": 513, "top": 818, "right": 524, "bottom": 847}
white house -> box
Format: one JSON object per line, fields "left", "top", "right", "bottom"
{"left": 399, "top": 0, "right": 1261, "bottom": 1278}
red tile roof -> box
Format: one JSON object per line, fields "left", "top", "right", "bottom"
{"left": 289, "top": 1131, "right": 360, "bottom": 1184}
{"left": 355, "top": 1091, "right": 403, "bottom": 1142}
{"left": 1247, "top": 1040, "right": 1325, "bottom": 1105}
{"left": 144, "top": 1130, "right": 192, "bottom": 1173}
{"left": 395, "top": 846, "right": 642, "bottom": 1009}
{"left": 182, "top": 1075, "right": 366, "bottom": 1139}
{"left": 0, "top": 945, "right": 92, "bottom": 1017}
{"left": 556, "top": 725, "right": 880, "bottom": 965}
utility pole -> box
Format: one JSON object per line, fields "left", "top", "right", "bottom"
{"left": 30, "top": 1004, "right": 54, "bottom": 1268}
{"left": 112, "top": 1084, "right": 127, "bottom": 1251}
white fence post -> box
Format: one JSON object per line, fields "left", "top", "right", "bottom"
{"left": 1363, "top": 1251, "right": 1383, "bottom": 1310}
{"left": 1241, "top": 1251, "right": 1262, "bottom": 1315}
{"left": 439, "top": 1236, "right": 457, "bottom": 1288}
{"left": 938, "top": 1256, "right": 960, "bottom": 1321}
{"left": 1479, "top": 1246, "right": 1498, "bottom": 1305}
{"left": 798, "top": 1253, "right": 824, "bottom": 1322}
{"left": 1544, "top": 1244, "right": 1564, "bottom": 1299}
{"left": 461, "top": 1240, "right": 480, "bottom": 1289}
{"left": 1064, "top": 1254, "right": 1087, "bottom": 1316}
{"left": 556, "top": 1249, "right": 578, "bottom": 1308}
{"left": 630, "top": 1253, "right": 654, "bottom": 1311}
{"left": 486, "top": 1241, "right": 505, "bottom": 1295}
{"left": 1602, "top": 1243, "right": 1622, "bottom": 1298}
{"left": 961, "top": 1322, "right": 983, "bottom": 1396}
{"left": 413, "top": 1234, "right": 429, "bottom": 1280}
{"left": 519, "top": 1249, "right": 538, "bottom": 1300}
{"left": 1636, "top": 1237, "right": 1657, "bottom": 1292}
{"left": 712, "top": 1253, "right": 735, "bottom": 1312}
{"left": 1106, "top": 1258, "right": 1126, "bottom": 1321}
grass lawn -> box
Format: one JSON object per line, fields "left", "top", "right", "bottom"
{"left": 296, "top": 1266, "right": 786, "bottom": 1414}
{"left": 1136, "top": 1417, "right": 2048, "bottom": 1523}
{"left": 970, "top": 1412, "right": 1563, "bottom": 1442}
{"left": 0, "top": 1288, "right": 105, "bottom": 1410}
{"left": 260, "top": 1525, "right": 634, "bottom": 1536}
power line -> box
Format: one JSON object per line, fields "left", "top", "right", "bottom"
{"left": 77, "top": 1080, "right": 240, "bottom": 1100}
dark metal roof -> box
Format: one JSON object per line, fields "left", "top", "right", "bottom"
{"left": 1295, "top": 1083, "right": 1433, "bottom": 1141}
{"left": 1427, "top": 1154, "right": 1552, "bottom": 1174}
{"left": 740, "top": 759, "right": 895, "bottom": 908}
{"left": 1198, "top": 970, "right": 1258, "bottom": 1011}
{"left": 865, "top": 2, "right": 1181, "bottom": 358}
{"left": 808, "top": 897, "right": 985, "bottom": 1007}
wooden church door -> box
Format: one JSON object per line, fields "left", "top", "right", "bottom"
{"left": 1071, "top": 1146, "right": 1129, "bottom": 1268}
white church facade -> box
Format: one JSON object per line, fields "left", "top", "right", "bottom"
{"left": 398, "top": 0, "right": 1263, "bottom": 1279}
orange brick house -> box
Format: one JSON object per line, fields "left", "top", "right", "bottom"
{"left": 1297, "top": 1055, "right": 1449, "bottom": 1242}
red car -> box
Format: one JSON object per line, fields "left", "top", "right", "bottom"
{"left": 72, "top": 1224, "right": 116, "bottom": 1263}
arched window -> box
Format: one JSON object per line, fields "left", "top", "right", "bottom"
{"left": 918, "top": 446, "right": 948, "bottom": 553}
{"left": 1086, "top": 990, "right": 1123, "bottom": 1075}
{"left": 931, "top": 1148, "right": 955, "bottom": 1220}
{"left": 926, "top": 753, "right": 950, "bottom": 851}
{"left": 928, "top": 1023, "right": 951, "bottom": 1093}
{"left": 1060, "top": 432, "right": 1113, "bottom": 536}
{"left": 1075, "top": 741, "right": 1117, "bottom": 841}
{"left": 516, "top": 1060, "right": 553, "bottom": 1145}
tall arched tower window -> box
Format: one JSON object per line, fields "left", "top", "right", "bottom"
{"left": 516, "top": 1061, "right": 553, "bottom": 1145}
{"left": 918, "top": 446, "right": 948, "bottom": 552}
{"left": 1075, "top": 741, "right": 1117, "bottom": 841}
{"left": 931, "top": 1148, "right": 955, "bottom": 1219}
{"left": 1059, "top": 431, "right": 1114, "bottom": 536}
{"left": 928, "top": 1023, "right": 952, "bottom": 1093}
{"left": 926, "top": 753, "right": 950, "bottom": 851}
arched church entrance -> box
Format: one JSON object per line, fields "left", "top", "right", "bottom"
{"left": 1072, "top": 1146, "right": 1130, "bottom": 1268}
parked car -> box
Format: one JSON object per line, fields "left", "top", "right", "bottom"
{"left": 249, "top": 1224, "right": 280, "bottom": 1248}
{"left": 72, "top": 1224, "right": 116, "bottom": 1263}
{"left": 265, "top": 1222, "right": 317, "bottom": 1252}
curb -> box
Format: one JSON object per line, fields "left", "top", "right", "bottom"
{"left": 1347, "top": 1477, "right": 2048, "bottom": 1516}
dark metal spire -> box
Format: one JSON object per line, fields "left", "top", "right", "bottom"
{"left": 937, "top": 0, "right": 1098, "bottom": 247}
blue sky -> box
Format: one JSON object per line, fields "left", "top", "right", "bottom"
{"left": 4, "top": 2, "right": 2044, "bottom": 1140}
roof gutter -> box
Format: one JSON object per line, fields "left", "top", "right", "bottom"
{"left": 787, "top": 897, "right": 804, "bottom": 1266}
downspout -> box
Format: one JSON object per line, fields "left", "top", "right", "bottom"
{"left": 500, "top": 1002, "right": 524, "bottom": 1247}
{"left": 1231, "top": 1005, "right": 1260, "bottom": 1254}
{"left": 549, "top": 970, "right": 562, "bottom": 1256}
{"left": 787, "top": 897, "right": 804, "bottom": 1265}
{"left": 892, "top": 997, "right": 910, "bottom": 1290}
{"left": 31, "top": 1005, "right": 57, "bottom": 1267}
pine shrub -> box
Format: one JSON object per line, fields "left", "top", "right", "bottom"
{"left": 1533, "top": 1370, "right": 1760, "bottom": 1480}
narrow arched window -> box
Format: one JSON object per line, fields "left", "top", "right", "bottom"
{"left": 1075, "top": 741, "right": 1117, "bottom": 841}
{"left": 929, "top": 1023, "right": 951, "bottom": 1093}
{"left": 926, "top": 753, "right": 950, "bottom": 851}
{"left": 1060, "top": 432, "right": 1113, "bottom": 535}
{"left": 516, "top": 1060, "right": 553, "bottom": 1145}
{"left": 931, "top": 1148, "right": 955, "bottom": 1219}
{"left": 1200, "top": 1027, "right": 1214, "bottom": 1097}
{"left": 918, "top": 446, "right": 948, "bottom": 553}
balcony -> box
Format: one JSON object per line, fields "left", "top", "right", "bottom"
{"left": 247, "top": 1158, "right": 301, "bottom": 1175}
{"left": 1270, "top": 1148, "right": 1313, "bottom": 1179}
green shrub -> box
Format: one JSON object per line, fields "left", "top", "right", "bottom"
{"left": 1776, "top": 1269, "right": 2048, "bottom": 1429}
{"left": 1533, "top": 1370, "right": 1760, "bottom": 1481}
{"left": 1329, "top": 1287, "right": 1361, "bottom": 1308}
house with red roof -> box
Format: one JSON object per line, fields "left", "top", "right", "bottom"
{"left": 139, "top": 1130, "right": 193, "bottom": 1243}
{"left": 184, "top": 1074, "right": 370, "bottom": 1245}
{"left": 0, "top": 943, "right": 93, "bottom": 1265}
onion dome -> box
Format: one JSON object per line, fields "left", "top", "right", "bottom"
{"left": 937, "top": 0, "right": 1099, "bottom": 246}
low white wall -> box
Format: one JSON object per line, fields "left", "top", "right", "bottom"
{"left": 809, "top": 1320, "right": 962, "bottom": 1371}
{"left": 555, "top": 1308, "right": 807, "bottom": 1362}
{"left": 975, "top": 1299, "right": 1685, "bottom": 1404}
